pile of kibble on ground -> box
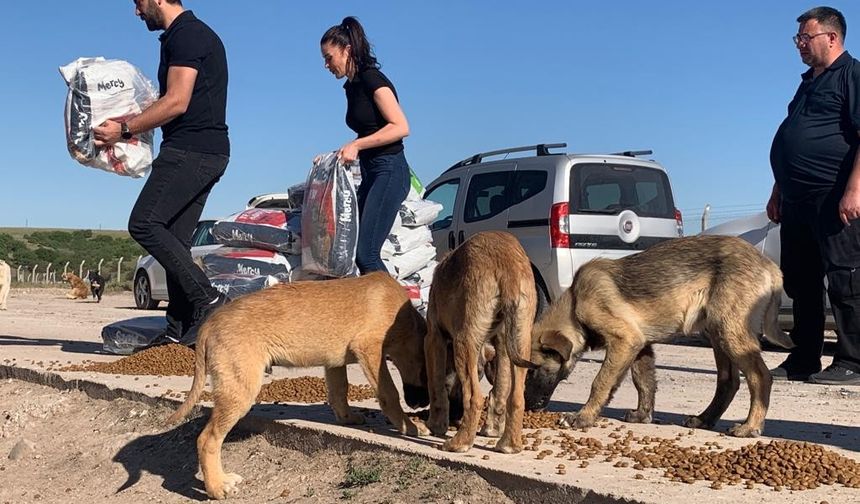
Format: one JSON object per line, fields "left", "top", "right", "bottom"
{"left": 56, "top": 345, "right": 860, "bottom": 492}
{"left": 58, "top": 344, "right": 375, "bottom": 403}
{"left": 518, "top": 422, "right": 860, "bottom": 491}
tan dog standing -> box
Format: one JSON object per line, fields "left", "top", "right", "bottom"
{"left": 167, "top": 272, "right": 430, "bottom": 500}
{"left": 425, "top": 231, "right": 537, "bottom": 453}
{"left": 527, "top": 235, "right": 794, "bottom": 438}
{"left": 61, "top": 272, "right": 89, "bottom": 299}
{"left": 0, "top": 259, "right": 10, "bottom": 310}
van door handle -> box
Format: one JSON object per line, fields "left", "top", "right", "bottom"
{"left": 448, "top": 231, "right": 456, "bottom": 250}
{"left": 458, "top": 231, "right": 465, "bottom": 244}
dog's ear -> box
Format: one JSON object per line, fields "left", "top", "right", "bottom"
{"left": 539, "top": 330, "right": 574, "bottom": 362}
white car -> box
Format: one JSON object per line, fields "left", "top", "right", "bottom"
{"left": 700, "top": 211, "right": 834, "bottom": 330}
{"left": 422, "top": 143, "right": 683, "bottom": 315}
{"left": 133, "top": 193, "right": 295, "bottom": 309}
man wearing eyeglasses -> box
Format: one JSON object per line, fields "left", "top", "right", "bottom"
{"left": 769, "top": 6, "right": 860, "bottom": 385}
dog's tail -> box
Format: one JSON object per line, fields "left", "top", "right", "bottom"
{"left": 165, "top": 322, "right": 211, "bottom": 425}
{"left": 762, "top": 262, "right": 794, "bottom": 349}
{"left": 500, "top": 287, "right": 539, "bottom": 370}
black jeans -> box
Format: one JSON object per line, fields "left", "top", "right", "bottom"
{"left": 356, "top": 150, "right": 410, "bottom": 274}
{"left": 128, "top": 147, "right": 229, "bottom": 336}
{"left": 780, "top": 189, "right": 860, "bottom": 372}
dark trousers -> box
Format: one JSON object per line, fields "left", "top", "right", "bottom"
{"left": 128, "top": 147, "right": 229, "bottom": 336}
{"left": 355, "top": 151, "right": 410, "bottom": 274}
{"left": 780, "top": 190, "right": 860, "bottom": 372}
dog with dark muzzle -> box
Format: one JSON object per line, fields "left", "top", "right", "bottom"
{"left": 526, "top": 235, "right": 793, "bottom": 438}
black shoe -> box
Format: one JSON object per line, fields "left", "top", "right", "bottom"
{"left": 192, "top": 292, "right": 229, "bottom": 322}
{"left": 808, "top": 364, "right": 860, "bottom": 385}
{"left": 770, "top": 358, "right": 820, "bottom": 381}
{"left": 180, "top": 293, "right": 230, "bottom": 347}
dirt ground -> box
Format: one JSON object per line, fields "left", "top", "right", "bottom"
{"left": 0, "top": 288, "right": 513, "bottom": 503}
{"left": 0, "top": 378, "right": 513, "bottom": 504}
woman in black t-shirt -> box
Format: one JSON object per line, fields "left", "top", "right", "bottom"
{"left": 321, "top": 16, "right": 411, "bottom": 274}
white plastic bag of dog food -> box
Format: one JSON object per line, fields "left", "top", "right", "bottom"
{"left": 213, "top": 208, "right": 302, "bottom": 255}
{"left": 383, "top": 243, "right": 437, "bottom": 280}
{"left": 59, "top": 57, "right": 158, "bottom": 178}
{"left": 301, "top": 152, "right": 359, "bottom": 277}
{"left": 381, "top": 224, "right": 433, "bottom": 258}
{"left": 399, "top": 199, "right": 443, "bottom": 227}
{"left": 404, "top": 260, "right": 437, "bottom": 286}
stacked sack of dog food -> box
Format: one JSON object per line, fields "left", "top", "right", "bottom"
{"left": 204, "top": 207, "right": 303, "bottom": 300}
{"left": 59, "top": 57, "right": 158, "bottom": 178}
{"left": 383, "top": 174, "right": 443, "bottom": 317}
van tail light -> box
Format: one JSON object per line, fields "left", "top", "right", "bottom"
{"left": 550, "top": 202, "right": 570, "bottom": 248}
{"left": 674, "top": 208, "right": 684, "bottom": 237}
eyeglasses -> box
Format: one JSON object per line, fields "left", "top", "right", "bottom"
{"left": 793, "top": 32, "right": 832, "bottom": 45}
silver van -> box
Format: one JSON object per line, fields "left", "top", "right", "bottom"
{"left": 422, "top": 143, "right": 683, "bottom": 313}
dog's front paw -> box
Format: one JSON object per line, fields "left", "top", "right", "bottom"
{"left": 402, "top": 418, "right": 430, "bottom": 437}
{"left": 727, "top": 423, "right": 762, "bottom": 438}
{"left": 683, "top": 415, "right": 714, "bottom": 430}
{"left": 440, "top": 439, "right": 471, "bottom": 453}
{"left": 207, "top": 472, "right": 243, "bottom": 500}
{"left": 342, "top": 412, "right": 366, "bottom": 425}
{"left": 479, "top": 425, "right": 501, "bottom": 438}
{"left": 624, "top": 409, "right": 652, "bottom": 424}
{"left": 558, "top": 412, "right": 595, "bottom": 429}
{"left": 494, "top": 440, "right": 523, "bottom": 454}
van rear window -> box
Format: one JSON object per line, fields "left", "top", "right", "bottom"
{"left": 569, "top": 164, "right": 675, "bottom": 218}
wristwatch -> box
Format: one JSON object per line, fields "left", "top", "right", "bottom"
{"left": 120, "top": 122, "right": 133, "bottom": 140}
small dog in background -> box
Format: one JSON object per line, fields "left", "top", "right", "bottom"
{"left": 61, "top": 272, "right": 89, "bottom": 300}
{"left": 86, "top": 271, "right": 106, "bottom": 302}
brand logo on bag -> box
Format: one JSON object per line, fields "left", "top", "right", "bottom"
{"left": 231, "top": 229, "right": 254, "bottom": 241}
{"left": 97, "top": 79, "right": 126, "bottom": 92}
{"left": 235, "top": 263, "right": 261, "bottom": 276}
{"left": 339, "top": 188, "right": 353, "bottom": 224}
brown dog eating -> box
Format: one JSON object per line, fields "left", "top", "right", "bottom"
{"left": 527, "top": 235, "right": 794, "bottom": 438}
{"left": 166, "top": 272, "right": 430, "bottom": 499}
{"left": 425, "top": 231, "right": 537, "bottom": 453}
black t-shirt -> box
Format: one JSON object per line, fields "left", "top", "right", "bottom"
{"left": 158, "top": 10, "right": 229, "bottom": 156}
{"left": 770, "top": 51, "right": 860, "bottom": 201}
{"left": 343, "top": 67, "right": 404, "bottom": 158}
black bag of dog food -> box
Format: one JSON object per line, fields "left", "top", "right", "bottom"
{"left": 212, "top": 209, "right": 301, "bottom": 254}
{"left": 300, "top": 152, "right": 359, "bottom": 277}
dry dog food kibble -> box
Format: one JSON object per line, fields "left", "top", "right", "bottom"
{"left": 59, "top": 345, "right": 375, "bottom": 403}
{"left": 540, "top": 429, "right": 860, "bottom": 490}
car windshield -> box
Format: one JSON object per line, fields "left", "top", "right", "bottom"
{"left": 192, "top": 221, "right": 218, "bottom": 246}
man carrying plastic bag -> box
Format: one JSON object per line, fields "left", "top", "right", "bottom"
{"left": 60, "top": 57, "right": 158, "bottom": 177}
{"left": 94, "top": 0, "right": 231, "bottom": 349}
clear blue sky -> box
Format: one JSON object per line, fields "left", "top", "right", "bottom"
{"left": 2, "top": 0, "right": 858, "bottom": 231}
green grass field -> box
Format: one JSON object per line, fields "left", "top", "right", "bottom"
{"left": 0, "top": 227, "right": 131, "bottom": 241}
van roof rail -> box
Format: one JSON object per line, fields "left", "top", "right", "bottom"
{"left": 445, "top": 143, "right": 567, "bottom": 172}
{"left": 610, "top": 149, "right": 653, "bottom": 157}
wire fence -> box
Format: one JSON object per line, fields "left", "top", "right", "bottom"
{"left": 12, "top": 256, "right": 143, "bottom": 288}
